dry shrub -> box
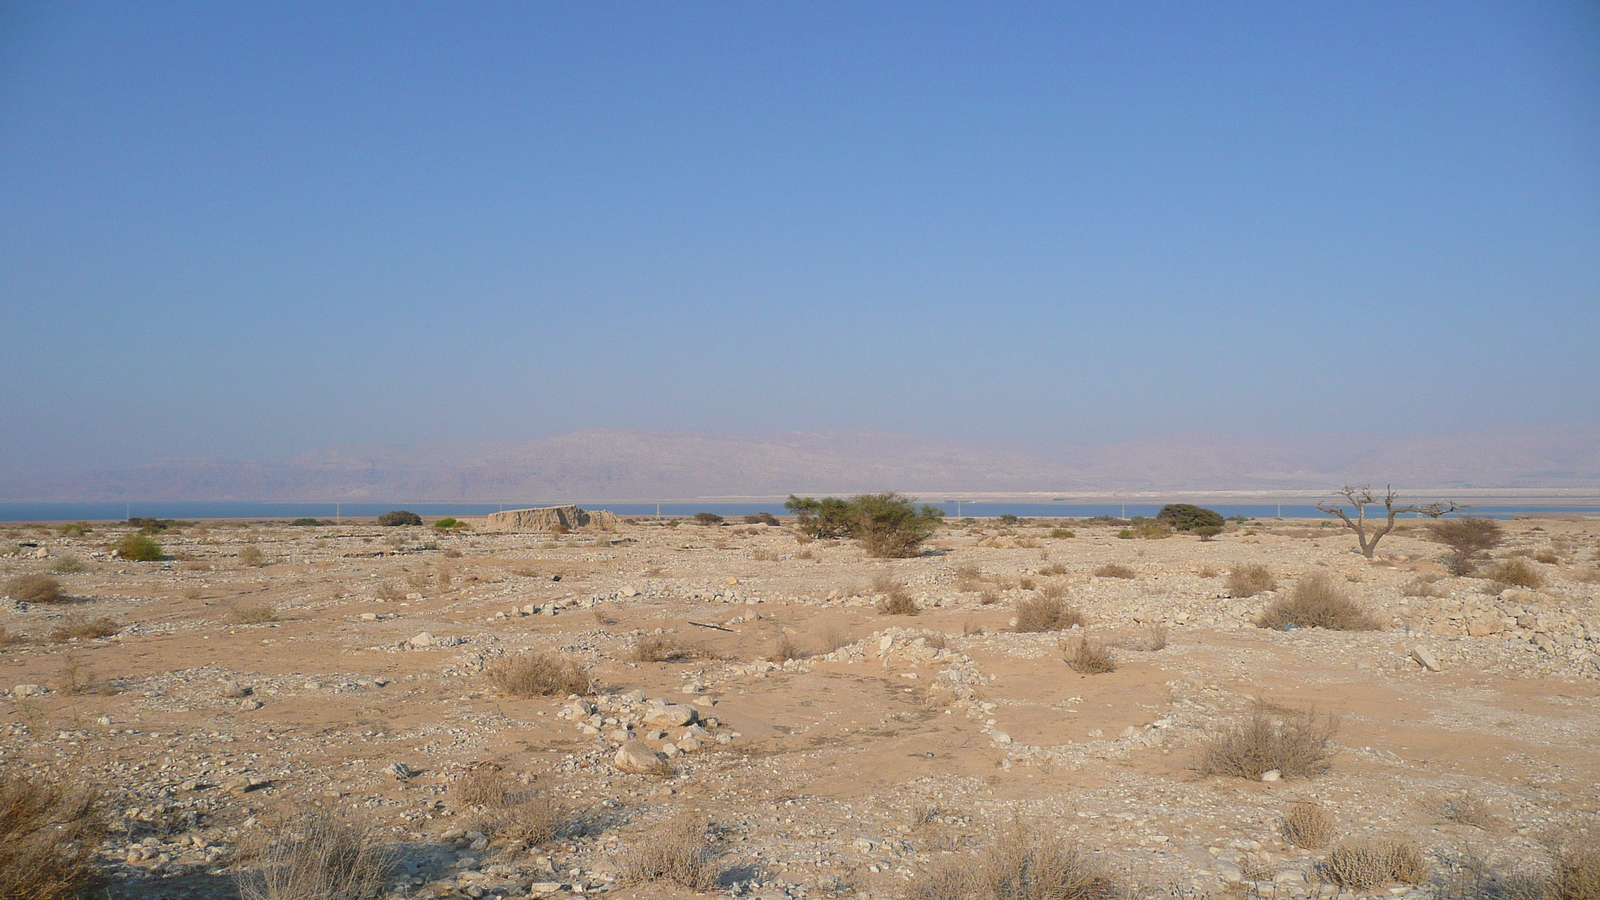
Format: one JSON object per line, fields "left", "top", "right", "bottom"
{"left": 618, "top": 812, "right": 719, "bottom": 891}
{"left": 228, "top": 602, "right": 280, "bottom": 625}
{"left": 239, "top": 545, "right": 267, "bottom": 567}
{"left": 1226, "top": 564, "right": 1277, "bottom": 597}
{"left": 904, "top": 821, "right": 1114, "bottom": 900}
{"left": 633, "top": 634, "right": 693, "bottom": 662}
{"left": 1119, "top": 624, "right": 1167, "bottom": 651}
{"left": 5, "top": 573, "right": 66, "bottom": 604}
{"left": 374, "top": 581, "right": 405, "bottom": 601}
{"left": 1014, "top": 595, "right": 1083, "bottom": 633}
{"left": 1092, "top": 563, "right": 1135, "bottom": 579}
{"left": 0, "top": 626, "right": 24, "bottom": 646}
{"left": 1196, "top": 565, "right": 1219, "bottom": 578}
{"left": 979, "top": 590, "right": 1000, "bottom": 606}
{"left": 1429, "top": 792, "right": 1499, "bottom": 830}
{"left": 49, "top": 555, "right": 86, "bottom": 574}
{"left": 874, "top": 575, "right": 919, "bottom": 616}
{"left": 487, "top": 651, "right": 591, "bottom": 698}
{"left": 1486, "top": 559, "right": 1546, "bottom": 589}
{"left": 240, "top": 807, "right": 392, "bottom": 900}
{"left": 452, "top": 766, "right": 567, "bottom": 847}
{"left": 1282, "top": 801, "right": 1336, "bottom": 849}
{"left": 0, "top": 771, "right": 103, "bottom": 900}
{"left": 49, "top": 614, "right": 120, "bottom": 642}
{"left": 1325, "top": 839, "right": 1429, "bottom": 890}
{"left": 1037, "top": 581, "right": 1068, "bottom": 600}
{"left": 56, "top": 655, "right": 108, "bottom": 696}
{"left": 1198, "top": 704, "right": 1338, "bottom": 780}
{"left": 1533, "top": 549, "right": 1560, "bottom": 565}
{"left": 1064, "top": 637, "right": 1117, "bottom": 674}
{"left": 1257, "top": 574, "right": 1380, "bottom": 631}
{"left": 818, "top": 625, "right": 852, "bottom": 654}
{"left": 1038, "top": 563, "right": 1068, "bottom": 576}
{"left": 769, "top": 634, "right": 804, "bottom": 662}
{"left": 1403, "top": 577, "right": 1444, "bottom": 598}
{"left": 1554, "top": 834, "right": 1600, "bottom": 900}
{"left": 954, "top": 565, "right": 987, "bottom": 592}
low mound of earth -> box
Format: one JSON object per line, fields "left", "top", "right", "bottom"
{"left": 1, "top": 515, "right": 1596, "bottom": 899}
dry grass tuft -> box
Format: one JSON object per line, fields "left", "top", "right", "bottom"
{"left": 452, "top": 766, "right": 568, "bottom": 847}
{"left": 1014, "top": 595, "right": 1084, "bottom": 633}
{"left": 874, "top": 575, "right": 919, "bottom": 616}
{"left": 1226, "top": 564, "right": 1277, "bottom": 597}
{"left": 49, "top": 555, "right": 86, "bottom": 574}
{"left": 1196, "top": 565, "right": 1220, "bottom": 578}
{"left": 0, "top": 626, "right": 24, "bottom": 646}
{"left": 617, "top": 812, "right": 720, "bottom": 891}
{"left": 1486, "top": 559, "right": 1546, "bottom": 589}
{"left": 238, "top": 545, "right": 267, "bottom": 567}
{"left": 1118, "top": 624, "right": 1168, "bottom": 651}
{"left": 1324, "top": 839, "right": 1429, "bottom": 890}
{"left": 240, "top": 807, "right": 393, "bottom": 900}
{"left": 0, "top": 771, "right": 103, "bottom": 900}
{"left": 1555, "top": 834, "right": 1600, "bottom": 900}
{"left": 1198, "top": 704, "right": 1338, "bottom": 780}
{"left": 1064, "top": 637, "right": 1117, "bottom": 674}
{"left": 5, "top": 573, "right": 66, "bottom": 604}
{"left": 49, "top": 614, "right": 120, "bottom": 642}
{"left": 487, "top": 651, "right": 591, "bottom": 698}
{"left": 228, "top": 602, "right": 280, "bottom": 625}
{"left": 904, "top": 821, "right": 1114, "bottom": 900}
{"left": 632, "top": 634, "right": 694, "bottom": 662}
{"left": 769, "top": 634, "right": 805, "bottom": 662}
{"left": 1282, "top": 801, "right": 1336, "bottom": 849}
{"left": 1092, "top": 563, "right": 1135, "bottom": 579}
{"left": 1257, "top": 574, "right": 1380, "bottom": 631}
{"left": 1428, "top": 792, "right": 1500, "bottom": 830}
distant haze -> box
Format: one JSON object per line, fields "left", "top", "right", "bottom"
{"left": 2, "top": 426, "right": 1595, "bottom": 502}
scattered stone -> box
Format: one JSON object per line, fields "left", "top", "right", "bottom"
{"left": 614, "top": 740, "right": 664, "bottom": 774}
{"left": 1260, "top": 769, "right": 1281, "bottom": 782}
{"left": 1411, "top": 646, "right": 1442, "bottom": 672}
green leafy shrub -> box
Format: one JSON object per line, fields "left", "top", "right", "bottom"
{"left": 785, "top": 495, "right": 855, "bottom": 538}
{"left": 376, "top": 510, "right": 422, "bottom": 527}
{"left": 743, "top": 512, "right": 780, "bottom": 526}
{"left": 114, "top": 533, "right": 162, "bottom": 561}
{"left": 1157, "top": 504, "right": 1225, "bottom": 532}
{"left": 1050, "top": 527, "right": 1076, "bottom": 538}
{"left": 289, "top": 517, "right": 323, "bottom": 527}
{"left": 432, "top": 518, "right": 467, "bottom": 530}
{"left": 49, "top": 555, "right": 86, "bottom": 574}
{"left": 787, "top": 493, "right": 943, "bottom": 558}
{"left": 693, "top": 512, "right": 724, "bottom": 526}
{"left": 55, "top": 522, "right": 92, "bottom": 537}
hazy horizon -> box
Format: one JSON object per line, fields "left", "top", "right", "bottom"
{"left": 3, "top": 3, "right": 1597, "bottom": 479}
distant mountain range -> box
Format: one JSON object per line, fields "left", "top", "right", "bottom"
{"left": 2, "top": 425, "right": 1597, "bottom": 501}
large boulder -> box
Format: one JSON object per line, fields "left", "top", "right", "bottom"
{"left": 478, "top": 506, "right": 618, "bottom": 533}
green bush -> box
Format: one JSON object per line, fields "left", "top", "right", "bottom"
{"left": 785, "top": 493, "right": 943, "bottom": 556}
{"left": 289, "top": 517, "right": 323, "bottom": 527}
{"left": 743, "top": 512, "right": 780, "bottom": 526}
{"left": 693, "top": 512, "right": 724, "bottom": 526}
{"left": 55, "top": 522, "right": 92, "bottom": 537}
{"left": 114, "top": 533, "right": 163, "bottom": 561}
{"left": 376, "top": 510, "right": 422, "bottom": 527}
{"left": 1156, "top": 504, "right": 1225, "bottom": 532}
{"left": 433, "top": 518, "right": 467, "bottom": 530}
{"left": 1427, "top": 517, "right": 1504, "bottom": 575}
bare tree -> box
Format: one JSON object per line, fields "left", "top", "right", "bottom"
{"left": 1316, "top": 485, "right": 1458, "bottom": 559}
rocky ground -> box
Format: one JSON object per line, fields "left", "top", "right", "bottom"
{"left": 1, "top": 513, "right": 1597, "bottom": 900}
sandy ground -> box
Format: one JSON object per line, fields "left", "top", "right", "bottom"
{"left": 1, "top": 513, "right": 1597, "bottom": 900}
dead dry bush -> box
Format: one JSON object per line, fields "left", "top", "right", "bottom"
{"left": 240, "top": 807, "right": 393, "bottom": 900}
{"left": 487, "top": 651, "right": 591, "bottom": 698}
{"left": 769, "top": 634, "right": 804, "bottom": 662}
{"left": 632, "top": 634, "right": 694, "bottom": 662}
{"left": 228, "top": 602, "right": 280, "bottom": 625}
{"left": 1554, "top": 834, "right": 1600, "bottom": 900}
{"left": 1198, "top": 704, "right": 1338, "bottom": 780}
{"left": 49, "top": 614, "right": 120, "bottom": 642}
{"left": 954, "top": 565, "right": 989, "bottom": 592}
{"left": 0, "top": 771, "right": 104, "bottom": 900}
{"left": 1226, "top": 564, "right": 1277, "bottom": 597}
{"left": 1324, "top": 839, "right": 1429, "bottom": 890}
{"left": 1403, "top": 577, "right": 1445, "bottom": 598}
{"left": 0, "top": 626, "right": 24, "bottom": 646}
{"left": 452, "top": 767, "right": 568, "bottom": 847}
{"left": 1116, "top": 624, "right": 1167, "bottom": 651}
{"left": 1257, "top": 574, "right": 1380, "bottom": 631}
{"left": 1037, "top": 562, "right": 1068, "bottom": 576}
{"left": 1064, "top": 637, "right": 1117, "bottom": 674}
{"left": 1486, "top": 559, "right": 1546, "bottom": 589}
{"left": 617, "top": 812, "right": 719, "bottom": 891}
{"left": 1282, "top": 801, "right": 1336, "bottom": 849}
{"left": 874, "top": 575, "right": 919, "bottom": 616}
{"left": 238, "top": 545, "right": 267, "bottom": 567}
{"left": 1092, "top": 563, "right": 1135, "bottom": 579}
{"left": 1434, "top": 851, "right": 1555, "bottom": 900}
{"left": 1428, "top": 792, "right": 1500, "bottom": 830}
{"left": 1014, "top": 595, "right": 1084, "bottom": 633}
{"left": 5, "top": 573, "right": 66, "bottom": 604}
{"left": 903, "top": 821, "right": 1115, "bottom": 900}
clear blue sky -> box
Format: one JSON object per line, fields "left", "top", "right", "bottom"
{"left": 2, "top": 2, "right": 1596, "bottom": 473}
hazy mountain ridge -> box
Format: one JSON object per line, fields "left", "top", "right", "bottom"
{"left": 2, "top": 425, "right": 1595, "bottom": 501}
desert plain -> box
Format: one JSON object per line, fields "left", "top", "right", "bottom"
{"left": 1, "top": 510, "right": 1598, "bottom": 900}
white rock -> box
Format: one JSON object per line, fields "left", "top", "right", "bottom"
{"left": 614, "top": 740, "right": 663, "bottom": 773}
{"left": 1410, "top": 646, "right": 1441, "bottom": 672}
{"left": 409, "top": 632, "right": 437, "bottom": 647}
{"left": 1260, "top": 769, "right": 1281, "bottom": 782}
